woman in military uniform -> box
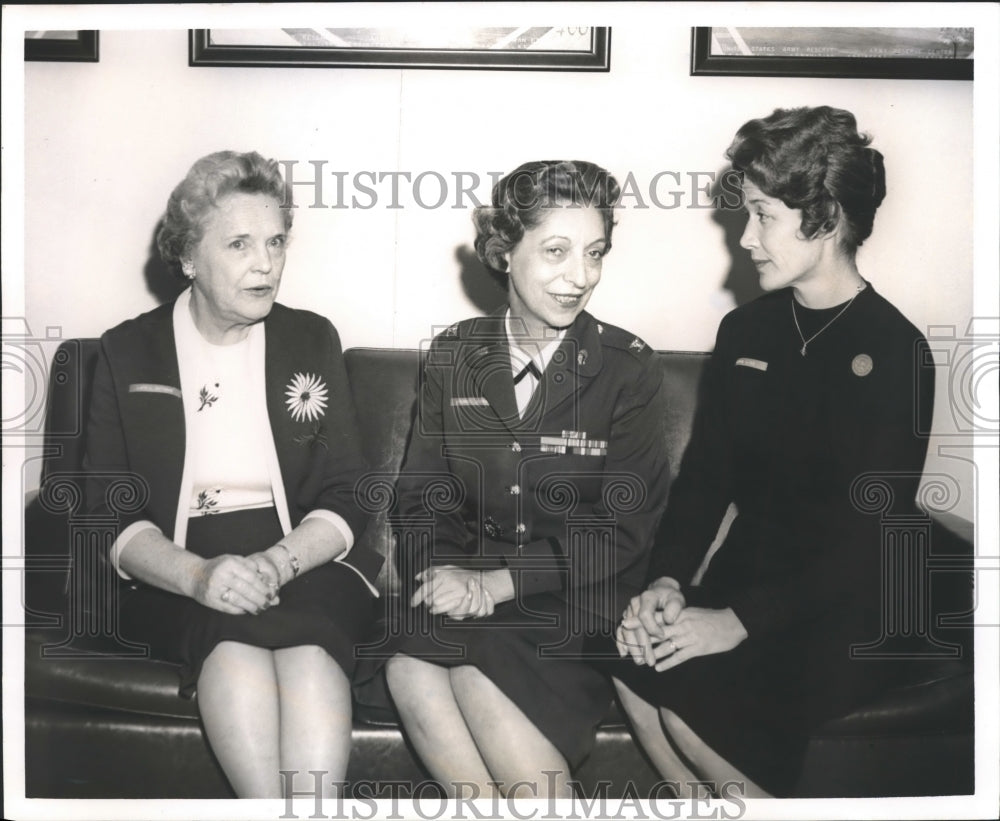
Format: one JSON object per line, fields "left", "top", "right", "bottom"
{"left": 384, "top": 160, "right": 670, "bottom": 797}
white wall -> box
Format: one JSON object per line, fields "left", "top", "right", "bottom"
{"left": 18, "top": 21, "right": 978, "bottom": 517}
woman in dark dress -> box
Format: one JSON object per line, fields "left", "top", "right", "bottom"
{"left": 613, "top": 106, "right": 934, "bottom": 797}
{"left": 384, "top": 160, "right": 670, "bottom": 797}
{"left": 84, "top": 151, "right": 382, "bottom": 797}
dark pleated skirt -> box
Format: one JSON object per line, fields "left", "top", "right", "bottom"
{"left": 118, "top": 507, "right": 375, "bottom": 697}
{"left": 358, "top": 591, "right": 615, "bottom": 769}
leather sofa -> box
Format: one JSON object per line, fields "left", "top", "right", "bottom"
{"left": 23, "top": 341, "right": 975, "bottom": 798}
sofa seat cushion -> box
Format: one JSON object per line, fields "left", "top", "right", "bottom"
{"left": 813, "top": 663, "right": 973, "bottom": 738}
{"left": 25, "top": 628, "right": 197, "bottom": 720}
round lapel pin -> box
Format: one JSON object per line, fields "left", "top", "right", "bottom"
{"left": 852, "top": 354, "right": 873, "bottom": 377}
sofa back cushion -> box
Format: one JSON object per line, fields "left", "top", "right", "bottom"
{"left": 32, "top": 341, "right": 709, "bottom": 599}
{"left": 39, "top": 340, "right": 100, "bottom": 484}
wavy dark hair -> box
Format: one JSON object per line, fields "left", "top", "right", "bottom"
{"left": 726, "top": 106, "right": 886, "bottom": 253}
{"left": 156, "top": 150, "right": 293, "bottom": 276}
{"left": 473, "top": 160, "right": 620, "bottom": 276}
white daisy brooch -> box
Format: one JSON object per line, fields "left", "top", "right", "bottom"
{"left": 285, "top": 372, "right": 329, "bottom": 423}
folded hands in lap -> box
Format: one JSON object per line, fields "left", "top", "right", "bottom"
{"left": 616, "top": 577, "right": 747, "bottom": 672}
{"left": 191, "top": 554, "right": 278, "bottom": 615}
{"left": 411, "top": 565, "right": 495, "bottom": 620}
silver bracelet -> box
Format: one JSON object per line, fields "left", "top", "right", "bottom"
{"left": 275, "top": 542, "right": 300, "bottom": 579}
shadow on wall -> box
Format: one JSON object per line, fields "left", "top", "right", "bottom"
{"left": 137, "top": 190, "right": 763, "bottom": 318}
{"left": 711, "top": 167, "right": 764, "bottom": 308}
{"left": 457, "top": 244, "right": 507, "bottom": 315}
{"left": 455, "top": 171, "right": 765, "bottom": 325}
{"left": 144, "top": 219, "right": 187, "bottom": 305}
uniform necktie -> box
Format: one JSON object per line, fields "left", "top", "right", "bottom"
{"left": 513, "top": 360, "right": 542, "bottom": 385}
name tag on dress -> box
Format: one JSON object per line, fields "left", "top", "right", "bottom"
{"left": 129, "top": 383, "right": 182, "bottom": 398}
{"left": 735, "top": 357, "right": 768, "bottom": 371}
{"left": 450, "top": 396, "right": 489, "bottom": 407}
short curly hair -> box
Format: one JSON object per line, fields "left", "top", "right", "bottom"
{"left": 156, "top": 150, "right": 293, "bottom": 274}
{"left": 473, "top": 160, "right": 620, "bottom": 276}
{"left": 726, "top": 106, "right": 886, "bottom": 253}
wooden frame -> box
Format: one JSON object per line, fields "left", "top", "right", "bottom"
{"left": 691, "top": 27, "right": 973, "bottom": 80}
{"left": 189, "top": 27, "right": 610, "bottom": 70}
{"left": 24, "top": 30, "right": 99, "bottom": 63}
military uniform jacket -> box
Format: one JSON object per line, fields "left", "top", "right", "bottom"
{"left": 395, "top": 309, "right": 670, "bottom": 624}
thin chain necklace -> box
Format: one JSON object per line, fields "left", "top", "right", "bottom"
{"left": 792, "top": 282, "right": 865, "bottom": 356}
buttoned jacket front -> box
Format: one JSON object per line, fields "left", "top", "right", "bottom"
{"left": 395, "top": 309, "right": 670, "bottom": 623}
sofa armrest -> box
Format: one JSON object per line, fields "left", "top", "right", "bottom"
{"left": 23, "top": 495, "right": 72, "bottom": 618}
{"left": 929, "top": 509, "right": 974, "bottom": 546}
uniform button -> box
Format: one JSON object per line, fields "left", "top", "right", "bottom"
{"left": 511, "top": 442, "right": 522, "bottom": 453}
{"left": 515, "top": 523, "right": 527, "bottom": 535}
{"left": 508, "top": 484, "right": 521, "bottom": 495}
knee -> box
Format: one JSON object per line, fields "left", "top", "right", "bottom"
{"left": 288, "top": 643, "right": 332, "bottom": 664}
{"left": 386, "top": 654, "right": 434, "bottom": 700}
{"left": 385, "top": 653, "right": 413, "bottom": 686}
{"left": 660, "top": 708, "right": 689, "bottom": 738}
{"left": 660, "top": 709, "right": 700, "bottom": 760}
{"left": 614, "top": 677, "right": 652, "bottom": 725}
{"left": 448, "top": 664, "right": 484, "bottom": 689}
{"left": 277, "top": 644, "right": 342, "bottom": 675}
{"left": 613, "top": 676, "right": 639, "bottom": 708}
{"left": 202, "top": 640, "right": 270, "bottom": 678}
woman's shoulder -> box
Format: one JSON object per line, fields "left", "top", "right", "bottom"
{"left": 715, "top": 290, "right": 787, "bottom": 339}
{"left": 725, "top": 290, "right": 788, "bottom": 321}
{"left": 584, "top": 313, "right": 656, "bottom": 365}
{"left": 857, "top": 285, "right": 927, "bottom": 344}
{"left": 430, "top": 313, "right": 505, "bottom": 346}
{"left": 266, "top": 302, "right": 340, "bottom": 339}
{"left": 99, "top": 301, "right": 174, "bottom": 348}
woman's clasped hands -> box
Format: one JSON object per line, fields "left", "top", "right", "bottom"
{"left": 191, "top": 552, "right": 281, "bottom": 616}
{"left": 411, "top": 565, "right": 496, "bottom": 620}
{"left": 616, "top": 577, "right": 748, "bottom": 672}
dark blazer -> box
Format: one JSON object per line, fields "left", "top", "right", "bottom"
{"left": 83, "top": 298, "right": 383, "bottom": 588}
{"left": 395, "top": 309, "right": 670, "bottom": 623}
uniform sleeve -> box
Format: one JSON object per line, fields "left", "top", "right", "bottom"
{"left": 304, "top": 321, "right": 372, "bottom": 541}
{"left": 727, "top": 333, "right": 934, "bottom": 638}
{"left": 502, "top": 353, "right": 671, "bottom": 599}
{"left": 393, "top": 338, "right": 469, "bottom": 582}
{"left": 646, "top": 317, "right": 737, "bottom": 586}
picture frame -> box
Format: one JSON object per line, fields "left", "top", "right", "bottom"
{"left": 690, "top": 27, "right": 973, "bottom": 80}
{"left": 189, "top": 27, "right": 610, "bottom": 70}
{"left": 24, "top": 30, "right": 99, "bottom": 63}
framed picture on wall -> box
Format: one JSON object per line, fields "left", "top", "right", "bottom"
{"left": 24, "top": 30, "right": 99, "bottom": 62}
{"left": 691, "top": 27, "right": 973, "bottom": 79}
{"left": 189, "top": 27, "right": 610, "bottom": 70}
